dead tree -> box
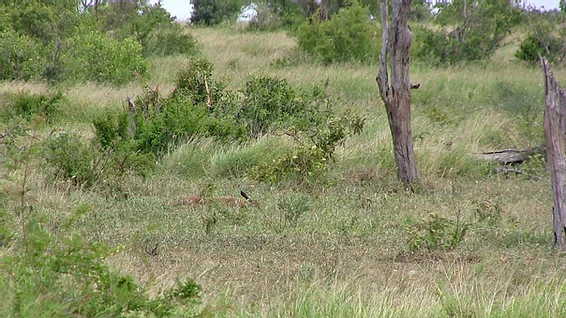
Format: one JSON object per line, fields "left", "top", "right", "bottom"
{"left": 542, "top": 57, "right": 566, "bottom": 250}
{"left": 376, "top": 0, "right": 419, "bottom": 185}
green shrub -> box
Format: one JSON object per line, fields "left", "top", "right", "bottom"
{"left": 44, "top": 132, "right": 155, "bottom": 189}
{"left": 247, "top": 111, "right": 365, "bottom": 186}
{"left": 143, "top": 25, "right": 197, "bottom": 57}
{"left": 239, "top": 76, "right": 305, "bottom": 137}
{"left": 191, "top": 0, "right": 244, "bottom": 25}
{"left": 405, "top": 213, "right": 469, "bottom": 252}
{"left": 172, "top": 57, "right": 229, "bottom": 107}
{"left": 120, "top": 3, "right": 198, "bottom": 57}
{"left": 0, "top": 30, "right": 47, "bottom": 81}
{"left": 413, "top": 0, "right": 523, "bottom": 64}
{"left": 516, "top": 33, "right": 564, "bottom": 64}
{"left": 44, "top": 133, "right": 101, "bottom": 188}
{"left": 296, "top": 3, "right": 380, "bottom": 64}
{"left": 91, "top": 58, "right": 360, "bottom": 166}
{"left": 60, "top": 30, "right": 147, "bottom": 85}
{"left": 2, "top": 91, "right": 65, "bottom": 123}
{"left": 0, "top": 209, "right": 201, "bottom": 317}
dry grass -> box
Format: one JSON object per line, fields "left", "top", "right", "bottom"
{"left": 2, "top": 26, "right": 565, "bottom": 316}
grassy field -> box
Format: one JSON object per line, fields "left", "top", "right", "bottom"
{"left": 2, "top": 26, "right": 566, "bottom": 316}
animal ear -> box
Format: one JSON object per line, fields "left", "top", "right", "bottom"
{"left": 240, "top": 191, "right": 250, "bottom": 200}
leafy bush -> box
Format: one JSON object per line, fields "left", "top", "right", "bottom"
{"left": 44, "top": 132, "right": 155, "bottom": 189}
{"left": 516, "top": 32, "right": 564, "bottom": 64}
{"left": 172, "top": 58, "right": 230, "bottom": 106}
{"left": 89, "top": 57, "right": 362, "bottom": 177}
{"left": 2, "top": 91, "right": 65, "bottom": 123}
{"left": 0, "top": 30, "right": 47, "bottom": 81}
{"left": 247, "top": 111, "right": 365, "bottom": 186}
{"left": 108, "top": 3, "right": 198, "bottom": 57}
{"left": 413, "top": 0, "right": 523, "bottom": 64}
{"left": 1, "top": 209, "right": 201, "bottom": 317}
{"left": 405, "top": 213, "right": 469, "bottom": 252}
{"left": 61, "top": 30, "right": 147, "bottom": 85}
{"left": 0, "top": 1, "right": 190, "bottom": 84}
{"left": 191, "top": 0, "right": 244, "bottom": 25}
{"left": 239, "top": 76, "right": 309, "bottom": 137}
{"left": 296, "top": 3, "right": 380, "bottom": 64}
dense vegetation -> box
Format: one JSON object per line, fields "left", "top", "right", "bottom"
{"left": 1, "top": 0, "right": 566, "bottom": 316}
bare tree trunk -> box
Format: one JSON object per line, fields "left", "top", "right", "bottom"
{"left": 541, "top": 57, "right": 566, "bottom": 250}
{"left": 376, "top": 0, "right": 419, "bottom": 185}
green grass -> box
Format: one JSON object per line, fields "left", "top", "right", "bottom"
{"left": 1, "top": 26, "right": 565, "bottom": 316}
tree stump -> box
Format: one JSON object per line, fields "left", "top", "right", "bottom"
{"left": 541, "top": 57, "right": 566, "bottom": 250}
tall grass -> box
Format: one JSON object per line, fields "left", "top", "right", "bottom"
{"left": 0, "top": 26, "right": 563, "bottom": 316}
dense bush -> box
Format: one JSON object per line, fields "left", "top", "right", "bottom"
{"left": 191, "top": 0, "right": 244, "bottom": 25}
{"left": 0, "top": 1, "right": 194, "bottom": 84}
{"left": 44, "top": 131, "right": 155, "bottom": 189}
{"left": 105, "top": 3, "right": 197, "bottom": 57}
{"left": 1, "top": 91, "right": 65, "bottom": 123}
{"left": 515, "top": 23, "right": 565, "bottom": 64}
{"left": 0, "top": 30, "right": 47, "bottom": 81}
{"left": 413, "top": 0, "right": 523, "bottom": 64}
{"left": 296, "top": 3, "right": 380, "bottom": 64}
{"left": 1, "top": 209, "right": 201, "bottom": 317}
{"left": 247, "top": 111, "right": 365, "bottom": 186}
{"left": 239, "top": 76, "right": 318, "bottom": 137}
{"left": 60, "top": 30, "right": 147, "bottom": 85}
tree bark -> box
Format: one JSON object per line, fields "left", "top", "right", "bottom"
{"left": 541, "top": 56, "right": 566, "bottom": 250}
{"left": 377, "top": 0, "right": 419, "bottom": 185}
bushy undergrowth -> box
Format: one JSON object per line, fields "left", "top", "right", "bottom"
{"left": 296, "top": 3, "right": 380, "bottom": 64}
{"left": 247, "top": 111, "right": 365, "bottom": 186}
{"left": 405, "top": 212, "right": 469, "bottom": 252}
{"left": 44, "top": 132, "right": 155, "bottom": 190}
{"left": 40, "top": 57, "right": 364, "bottom": 188}
{"left": 516, "top": 29, "right": 565, "bottom": 64}
{"left": 1, "top": 91, "right": 65, "bottom": 124}
{"left": 0, "top": 1, "right": 195, "bottom": 85}
{"left": 61, "top": 31, "right": 148, "bottom": 85}
{"left": 412, "top": 0, "right": 523, "bottom": 64}
{"left": 1, "top": 208, "right": 201, "bottom": 317}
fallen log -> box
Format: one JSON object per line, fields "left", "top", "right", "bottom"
{"left": 474, "top": 146, "right": 545, "bottom": 165}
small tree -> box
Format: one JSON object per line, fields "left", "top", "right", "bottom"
{"left": 376, "top": 0, "right": 419, "bottom": 185}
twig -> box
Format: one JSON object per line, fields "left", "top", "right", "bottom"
{"left": 204, "top": 76, "right": 212, "bottom": 110}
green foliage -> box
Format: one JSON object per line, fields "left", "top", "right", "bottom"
{"left": 516, "top": 22, "right": 565, "bottom": 64}
{"left": 247, "top": 111, "right": 365, "bottom": 185}
{"left": 248, "top": 143, "right": 330, "bottom": 185}
{"left": 239, "top": 76, "right": 315, "bottom": 137}
{"left": 95, "top": 58, "right": 357, "bottom": 160}
{"left": 0, "top": 209, "right": 201, "bottom": 317}
{"left": 278, "top": 193, "right": 311, "bottom": 229}
{"left": 192, "top": 0, "right": 244, "bottom": 25}
{"left": 104, "top": 3, "right": 198, "bottom": 57}
{"left": 173, "top": 57, "right": 229, "bottom": 106}
{"left": 0, "top": 30, "right": 47, "bottom": 81}
{"left": 296, "top": 3, "right": 380, "bottom": 64}
{"left": 61, "top": 30, "right": 147, "bottom": 85}
{"left": 413, "top": 0, "right": 523, "bottom": 64}
{"left": 405, "top": 213, "right": 469, "bottom": 252}
{"left": 44, "top": 131, "right": 155, "bottom": 190}
{"left": 0, "top": 1, "right": 192, "bottom": 84}
{"left": 2, "top": 91, "right": 65, "bottom": 123}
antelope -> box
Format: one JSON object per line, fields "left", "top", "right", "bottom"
{"left": 178, "top": 191, "right": 258, "bottom": 207}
